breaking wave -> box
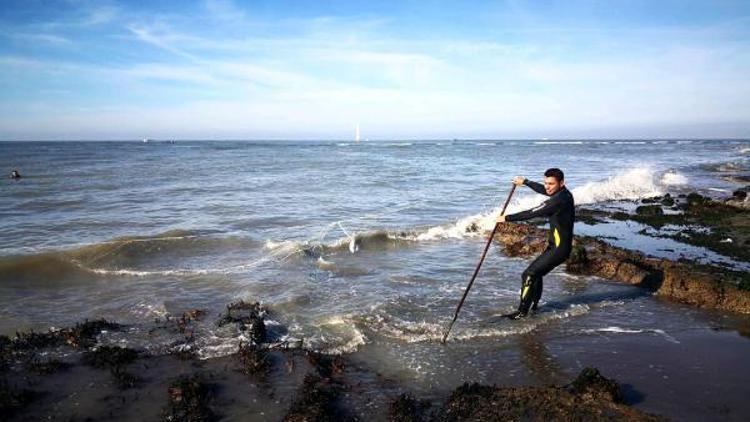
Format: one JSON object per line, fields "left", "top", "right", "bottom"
{"left": 0, "top": 230, "right": 262, "bottom": 283}
{"left": 409, "top": 167, "right": 687, "bottom": 242}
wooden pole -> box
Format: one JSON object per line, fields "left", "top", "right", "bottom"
{"left": 441, "top": 184, "right": 517, "bottom": 344}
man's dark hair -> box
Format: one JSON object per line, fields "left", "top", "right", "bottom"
{"left": 544, "top": 168, "right": 564, "bottom": 182}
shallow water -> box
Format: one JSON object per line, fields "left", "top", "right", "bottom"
{"left": 2, "top": 139, "right": 750, "bottom": 419}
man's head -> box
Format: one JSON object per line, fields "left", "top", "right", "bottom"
{"left": 543, "top": 168, "right": 565, "bottom": 195}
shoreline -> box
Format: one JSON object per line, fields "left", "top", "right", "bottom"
{"left": 1, "top": 312, "right": 667, "bottom": 421}
{"left": 2, "top": 191, "right": 750, "bottom": 420}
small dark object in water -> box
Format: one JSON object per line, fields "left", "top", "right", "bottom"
{"left": 217, "top": 300, "right": 267, "bottom": 344}
{"left": 660, "top": 193, "right": 675, "bottom": 206}
{"left": 182, "top": 309, "right": 206, "bottom": 322}
{"left": 389, "top": 393, "right": 431, "bottom": 422}
{"left": 635, "top": 205, "right": 664, "bottom": 216}
{"left": 162, "top": 375, "right": 217, "bottom": 422}
{"left": 9, "top": 170, "right": 21, "bottom": 179}
{"left": 238, "top": 342, "right": 269, "bottom": 375}
{"left": 733, "top": 189, "right": 748, "bottom": 200}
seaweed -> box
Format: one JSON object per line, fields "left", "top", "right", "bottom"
{"left": 566, "top": 243, "right": 589, "bottom": 273}
{"left": 25, "top": 358, "right": 71, "bottom": 375}
{"left": 237, "top": 341, "right": 270, "bottom": 375}
{"left": 217, "top": 300, "right": 267, "bottom": 344}
{"left": 82, "top": 346, "right": 139, "bottom": 369}
{"left": 62, "top": 319, "right": 122, "bottom": 348}
{"left": 162, "top": 375, "right": 217, "bottom": 422}
{"left": 284, "top": 373, "right": 340, "bottom": 422}
{"left": 389, "top": 392, "right": 431, "bottom": 422}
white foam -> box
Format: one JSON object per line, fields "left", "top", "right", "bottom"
{"left": 571, "top": 167, "right": 663, "bottom": 205}
{"left": 582, "top": 326, "right": 680, "bottom": 343}
{"left": 585, "top": 326, "right": 645, "bottom": 334}
{"left": 739, "top": 147, "right": 750, "bottom": 154}
{"left": 309, "top": 314, "right": 368, "bottom": 354}
{"left": 86, "top": 267, "right": 212, "bottom": 276}
{"left": 316, "top": 256, "right": 336, "bottom": 270}
{"left": 407, "top": 167, "right": 678, "bottom": 244}
{"left": 660, "top": 171, "right": 688, "bottom": 186}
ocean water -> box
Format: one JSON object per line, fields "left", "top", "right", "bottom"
{"left": 2, "top": 139, "right": 750, "bottom": 419}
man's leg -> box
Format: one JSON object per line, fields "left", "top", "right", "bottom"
{"left": 509, "top": 248, "right": 566, "bottom": 319}
{"left": 531, "top": 278, "right": 543, "bottom": 311}
{"left": 518, "top": 268, "right": 541, "bottom": 315}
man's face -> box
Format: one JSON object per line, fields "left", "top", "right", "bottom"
{"left": 544, "top": 176, "right": 564, "bottom": 195}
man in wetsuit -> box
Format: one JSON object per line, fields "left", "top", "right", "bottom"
{"left": 496, "top": 168, "right": 575, "bottom": 319}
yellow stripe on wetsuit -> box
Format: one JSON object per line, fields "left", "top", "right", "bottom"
{"left": 522, "top": 276, "right": 531, "bottom": 299}
{"left": 553, "top": 228, "right": 561, "bottom": 247}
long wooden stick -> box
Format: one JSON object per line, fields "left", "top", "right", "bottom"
{"left": 441, "top": 184, "right": 517, "bottom": 344}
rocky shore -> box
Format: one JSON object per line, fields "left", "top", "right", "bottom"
{"left": 1, "top": 306, "right": 663, "bottom": 421}
{"left": 2, "top": 191, "right": 749, "bottom": 420}
{"left": 496, "top": 190, "right": 750, "bottom": 314}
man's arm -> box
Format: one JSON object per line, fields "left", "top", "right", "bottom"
{"left": 504, "top": 194, "right": 562, "bottom": 222}
{"left": 524, "top": 180, "right": 548, "bottom": 196}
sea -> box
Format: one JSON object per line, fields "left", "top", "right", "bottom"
{"left": 2, "top": 139, "right": 750, "bottom": 420}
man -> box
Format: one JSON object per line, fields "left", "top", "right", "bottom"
{"left": 496, "top": 168, "right": 575, "bottom": 319}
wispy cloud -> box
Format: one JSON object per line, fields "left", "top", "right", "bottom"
{"left": 1, "top": 0, "right": 749, "bottom": 139}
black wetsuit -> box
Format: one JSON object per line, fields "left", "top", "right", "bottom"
{"left": 505, "top": 180, "right": 575, "bottom": 315}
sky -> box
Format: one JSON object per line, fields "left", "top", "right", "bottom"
{"left": 0, "top": 0, "right": 749, "bottom": 140}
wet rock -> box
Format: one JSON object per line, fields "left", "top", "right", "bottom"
{"left": 238, "top": 342, "right": 270, "bottom": 375}
{"left": 82, "top": 345, "right": 141, "bottom": 389}
{"left": 636, "top": 205, "right": 664, "bottom": 216}
{"left": 284, "top": 373, "right": 340, "bottom": 422}
{"left": 162, "top": 375, "right": 217, "bottom": 422}
{"left": 686, "top": 192, "right": 708, "bottom": 206}
{"left": 307, "top": 351, "right": 345, "bottom": 378}
{"left": 565, "top": 243, "right": 589, "bottom": 274}
{"left": 0, "top": 335, "right": 10, "bottom": 372}
{"left": 62, "top": 319, "right": 121, "bottom": 348}
{"left": 435, "top": 368, "right": 662, "bottom": 421}
{"left": 82, "top": 345, "right": 139, "bottom": 369}
{"left": 575, "top": 209, "right": 608, "bottom": 225}
{"left": 218, "top": 300, "right": 267, "bottom": 344}
{"left": 389, "top": 392, "right": 431, "bottom": 422}
{"left": 661, "top": 194, "right": 675, "bottom": 206}
{"left": 567, "top": 367, "right": 622, "bottom": 403}
{"left": 11, "top": 330, "right": 65, "bottom": 351}
{"left": 493, "top": 223, "right": 750, "bottom": 314}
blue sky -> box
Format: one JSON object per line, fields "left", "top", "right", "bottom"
{"left": 1, "top": 0, "right": 749, "bottom": 140}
